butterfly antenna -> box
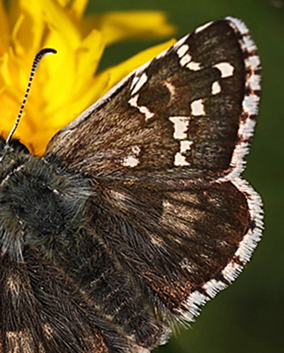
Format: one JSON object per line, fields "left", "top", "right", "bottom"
{"left": 5, "top": 48, "right": 57, "bottom": 145}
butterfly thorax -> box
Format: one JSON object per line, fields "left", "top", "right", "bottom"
{"left": 0, "top": 137, "right": 89, "bottom": 261}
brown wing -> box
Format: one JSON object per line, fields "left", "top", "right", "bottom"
{"left": 85, "top": 178, "right": 262, "bottom": 322}
{"left": 39, "top": 17, "right": 263, "bottom": 352}
{"left": 45, "top": 18, "right": 260, "bottom": 184}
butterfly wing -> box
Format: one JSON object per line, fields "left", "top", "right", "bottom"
{"left": 45, "top": 18, "right": 260, "bottom": 184}
{"left": 43, "top": 17, "right": 262, "bottom": 346}
{"left": 0, "top": 249, "right": 132, "bottom": 353}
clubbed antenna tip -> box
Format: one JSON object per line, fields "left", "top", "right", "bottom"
{"left": 5, "top": 48, "right": 57, "bottom": 145}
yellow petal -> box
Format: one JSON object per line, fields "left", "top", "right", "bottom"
{"left": 46, "top": 0, "right": 87, "bottom": 17}
{"left": 54, "top": 0, "right": 69, "bottom": 7}
{"left": 68, "top": 0, "right": 89, "bottom": 21}
{"left": 0, "top": 0, "right": 10, "bottom": 54}
{"left": 83, "top": 11, "right": 176, "bottom": 45}
{"left": 9, "top": 0, "right": 45, "bottom": 55}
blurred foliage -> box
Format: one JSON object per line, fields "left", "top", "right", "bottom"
{"left": 86, "top": 1, "right": 284, "bottom": 352}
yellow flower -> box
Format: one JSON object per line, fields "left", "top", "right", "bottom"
{"left": 0, "top": 0, "right": 176, "bottom": 155}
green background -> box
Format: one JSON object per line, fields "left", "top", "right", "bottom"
{"left": 88, "top": 1, "right": 282, "bottom": 352}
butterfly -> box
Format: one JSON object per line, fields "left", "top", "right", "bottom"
{"left": 0, "top": 17, "right": 262, "bottom": 353}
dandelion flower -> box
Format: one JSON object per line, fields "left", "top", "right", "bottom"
{"left": 0, "top": 0, "right": 176, "bottom": 154}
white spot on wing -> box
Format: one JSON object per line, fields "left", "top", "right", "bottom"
{"left": 222, "top": 260, "right": 243, "bottom": 282}
{"left": 187, "top": 61, "right": 201, "bottom": 71}
{"left": 169, "top": 116, "right": 192, "bottom": 167}
{"left": 226, "top": 16, "right": 249, "bottom": 35}
{"left": 188, "top": 290, "right": 208, "bottom": 306}
{"left": 202, "top": 279, "right": 227, "bottom": 298}
{"left": 238, "top": 118, "right": 256, "bottom": 139}
{"left": 139, "top": 106, "right": 154, "bottom": 120}
{"left": 180, "top": 54, "right": 192, "bottom": 67}
{"left": 169, "top": 117, "right": 190, "bottom": 139}
{"left": 177, "top": 44, "right": 189, "bottom": 58}
{"left": 131, "top": 72, "right": 148, "bottom": 95}
{"left": 245, "top": 55, "right": 261, "bottom": 71}
{"left": 129, "top": 94, "right": 154, "bottom": 120}
{"left": 211, "top": 81, "right": 221, "bottom": 95}
{"left": 243, "top": 94, "right": 259, "bottom": 115}
{"left": 178, "top": 291, "right": 208, "bottom": 321}
{"left": 214, "top": 62, "right": 234, "bottom": 78}
{"left": 180, "top": 140, "right": 192, "bottom": 153}
{"left": 122, "top": 155, "right": 139, "bottom": 167}
{"left": 129, "top": 95, "right": 139, "bottom": 108}
{"left": 191, "top": 99, "right": 205, "bottom": 116}
{"left": 174, "top": 153, "right": 190, "bottom": 166}
{"left": 130, "top": 76, "right": 139, "bottom": 91}
{"left": 122, "top": 145, "right": 141, "bottom": 168}
{"left": 243, "top": 36, "right": 257, "bottom": 52}
{"left": 247, "top": 74, "right": 261, "bottom": 91}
